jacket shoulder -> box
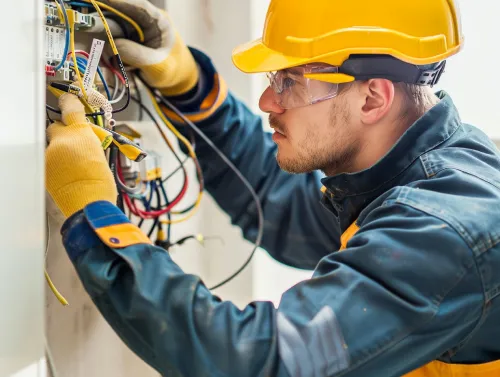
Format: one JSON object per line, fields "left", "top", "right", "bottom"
{"left": 395, "top": 128, "right": 500, "bottom": 257}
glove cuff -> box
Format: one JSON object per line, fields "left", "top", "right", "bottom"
{"left": 141, "top": 34, "right": 200, "bottom": 96}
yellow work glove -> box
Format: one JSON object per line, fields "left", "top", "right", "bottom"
{"left": 45, "top": 94, "right": 118, "bottom": 218}
{"left": 100, "top": 0, "right": 199, "bottom": 96}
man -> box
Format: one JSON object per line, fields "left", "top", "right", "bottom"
{"left": 45, "top": 0, "right": 500, "bottom": 376}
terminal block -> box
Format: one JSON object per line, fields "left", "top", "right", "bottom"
{"left": 44, "top": 1, "right": 95, "bottom": 67}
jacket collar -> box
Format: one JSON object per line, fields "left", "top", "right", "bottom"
{"left": 320, "top": 91, "right": 461, "bottom": 228}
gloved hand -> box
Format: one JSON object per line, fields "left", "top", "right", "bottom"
{"left": 101, "top": 0, "right": 199, "bottom": 96}
{"left": 45, "top": 94, "right": 118, "bottom": 218}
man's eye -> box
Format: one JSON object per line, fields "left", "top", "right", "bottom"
{"left": 283, "top": 77, "right": 296, "bottom": 89}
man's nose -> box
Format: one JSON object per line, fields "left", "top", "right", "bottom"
{"left": 259, "top": 86, "right": 285, "bottom": 114}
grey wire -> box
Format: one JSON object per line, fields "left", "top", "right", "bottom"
{"left": 111, "top": 73, "right": 120, "bottom": 100}
{"left": 45, "top": 213, "right": 50, "bottom": 259}
{"left": 116, "top": 170, "right": 146, "bottom": 195}
{"left": 157, "top": 93, "right": 264, "bottom": 290}
{"left": 45, "top": 339, "right": 59, "bottom": 377}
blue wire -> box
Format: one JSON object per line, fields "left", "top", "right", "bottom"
{"left": 67, "top": 1, "right": 93, "bottom": 8}
{"left": 143, "top": 181, "right": 156, "bottom": 210}
{"left": 74, "top": 56, "right": 112, "bottom": 100}
{"left": 55, "top": 0, "right": 70, "bottom": 71}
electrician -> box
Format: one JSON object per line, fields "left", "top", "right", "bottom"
{"left": 45, "top": 0, "right": 500, "bottom": 376}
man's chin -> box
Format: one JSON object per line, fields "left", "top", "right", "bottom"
{"left": 276, "top": 155, "right": 314, "bottom": 174}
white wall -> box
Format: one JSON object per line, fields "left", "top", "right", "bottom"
{"left": 435, "top": 0, "right": 500, "bottom": 139}
{"left": 0, "top": 0, "right": 46, "bottom": 375}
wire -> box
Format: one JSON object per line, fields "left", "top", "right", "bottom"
{"left": 153, "top": 91, "right": 264, "bottom": 291}
{"left": 128, "top": 93, "right": 190, "bottom": 186}
{"left": 45, "top": 339, "right": 60, "bottom": 377}
{"left": 54, "top": 0, "right": 70, "bottom": 71}
{"left": 44, "top": 214, "right": 69, "bottom": 306}
{"left": 73, "top": 1, "right": 131, "bottom": 114}
{"left": 89, "top": 0, "right": 118, "bottom": 54}
{"left": 101, "top": 58, "right": 126, "bottom": 86}
{"left": 131, "top": 73, "right": 144, "bottom": 121}
{"left": 128, "top": 88, "right": 203, "bottom": 222}
{"left": 111, "top": 71, "right": 120, "bottom": 100}
{"left": 122, "top": 172, "right": 188, "bottom": 219}
{"left": 74, "top": 56, "right": 112, "bottom": 100}
{"left": 109, "top": 81, "right": 126, "bottom": 104}
{"left": 67, "top": 10, "right": 87, "bottom": 99}
{"left": 77, "top": 0, "right": 145, "bottom": 43}
{"left": 159, "top": 180, "right": 172, "bottom": 242}
{"left": 45, "top": 271, "right": 69, "bottom": 306}
{"left": 162, "top": 157, "right": 189, "bottom": 182}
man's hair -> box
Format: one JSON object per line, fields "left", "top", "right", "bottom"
{"left": 396, "top": 83, "right": 437, "bottom": 118}
{"left": 338, "top": 81, "right": 437, "bottom": 120}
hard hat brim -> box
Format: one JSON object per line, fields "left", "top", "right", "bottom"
{"left": 232, "top": 38, "right": 311, "bottom": 74}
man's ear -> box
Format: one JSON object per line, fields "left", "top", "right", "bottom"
{"left": 359, "top": 79, "right": 395, "bottom": 125}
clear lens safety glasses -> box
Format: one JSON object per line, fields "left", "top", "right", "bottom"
{"left": 266, "top": 64, "right": 340, "bottom": 109}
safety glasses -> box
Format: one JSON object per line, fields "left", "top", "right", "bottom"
{"left": 266, "top": 64, "right": 340, "bottom": 109}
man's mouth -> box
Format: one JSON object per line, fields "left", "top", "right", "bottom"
{"left": 269, "top": 115, "right": 287, "bottom": 142}
{"left": 271, "top": 128, "right": 286, "bottom": 142}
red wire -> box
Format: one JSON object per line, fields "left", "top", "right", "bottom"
{"left": 118, "top": 158, "right": 189, "bottom": 219}
{"left": 101, "top": 57, "right": 126, "bottom": 85}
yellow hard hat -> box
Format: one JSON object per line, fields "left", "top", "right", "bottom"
{"left": 232, "top": 0, "right": 463, "bottom": 84}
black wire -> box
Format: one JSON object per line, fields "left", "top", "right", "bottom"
{"left": 137, "top": 76, "right": 264, "bottom": 291}
{"left": 147, "top": 218, "right": 159, "bottom": 239}
{"left": 110, "top": 55, "right": 131, "bottom": 114}
{"left": 131, "top": 73, "right": 144, "bottom": 121}
{"left": 108, "top": 144, "right": 123, "bottom": 208}
{"left": 137, "top": 216, "right": 145, "bottom": 229}
{"left": 46, "top": 109, "right": 54, "bottom": 127}
{"left": 46, "top": 104, "right": 105, "bottom": 117}
{"left": 128, "top": 92, "right": 194, "bottom": 212}
{"left": 162, "top": 156, "right": 189, "bottom": 183}
{"left": 128, "top": 95, "right": 186, "bottom": 168}
{"left": 146, "top": 183, "right": 162, "bottom": 237}
{"left": 158, "top": 180, "right": 172, "bottom": 241}
{"left": 128, "top": 90, "right": 201, "bottom": 214}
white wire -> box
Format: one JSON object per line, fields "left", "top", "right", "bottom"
{"left": 110, "top": 81, "right": 126, "bottom": 104}
{"left": 111, "top": 72, "right": 120, "bottom": 100}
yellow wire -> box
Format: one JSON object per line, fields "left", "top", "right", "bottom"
{"left": 161, "top": 197, "right": 202, "bottom": 224}
{"left": 68, "top": 10, "right": 87, "bottom": 99}
{"left": 45, "top": 270, "right": 69, "bottom": 306}
{"left": 146, "top": 89, "right": 197, "bottom": 160}
{"left": 145, "top": 88, "right": 204, "bottom": 223}
{"left": 88, "top": 0, "right": 119, "bottom": 55}
{"left": 54, "top": 0, "right": 64, "bottom": 22}
{"left": 82, "top": 0, "right": 145, "bottom": 44}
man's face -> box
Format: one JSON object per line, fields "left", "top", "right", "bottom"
{"left": 259, "top": 85, "right": 361, "bottom": 176}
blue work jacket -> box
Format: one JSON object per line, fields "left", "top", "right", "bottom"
{"left": 61, "top": 49, "right": 500, "bottom": 377}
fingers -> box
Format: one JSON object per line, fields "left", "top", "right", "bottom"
{"left": 114, "top": 39, "right": 167, "bottom": 67}
{"left": 59, "top": 94, "right": 87, "bottom": 126}
{"left": 99, "top": 0, "right": 164, "bottom": 28}
{"left": 99, "top": 0, "right": 175, "bottom": 49}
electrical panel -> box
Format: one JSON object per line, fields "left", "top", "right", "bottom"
{"left": 45, "top": 2, "right": 95, "bottom": 80}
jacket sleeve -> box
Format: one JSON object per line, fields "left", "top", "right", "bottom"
{"left": 162, "top": 48, "right": 340, "bottom": 269}
{"left": 63, "top": 200, "right": 483, "bottom": 377}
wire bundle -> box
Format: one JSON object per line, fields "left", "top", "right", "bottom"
{"left": 45, "top": 0, "right": 264, "bottom": 296}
